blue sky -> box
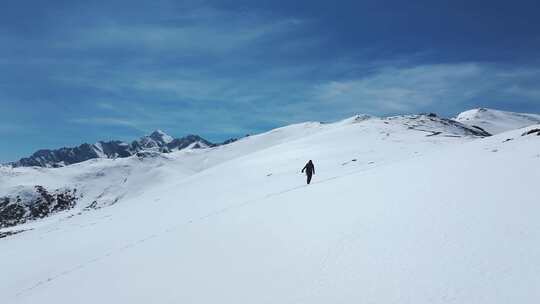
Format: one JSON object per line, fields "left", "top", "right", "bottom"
{"left": 1, "top": 0, "right": 540, "bottom": 162}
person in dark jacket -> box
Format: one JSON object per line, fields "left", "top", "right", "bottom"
{"left": 301, "top": 160, "right": 315, "bottom": 184}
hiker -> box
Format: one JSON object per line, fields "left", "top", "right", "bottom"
{"left": 301, "top": 160, "right": 315, "bottom": 184}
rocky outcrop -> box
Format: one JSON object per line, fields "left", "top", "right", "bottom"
{"left": 522, "top": 128, "right": 540, "bottom": 136}
{"left": 0, "top": 186, "right": 78, "bottom": 228}
{"left": 396, "top": 113, "right": 492, "bottom": 137}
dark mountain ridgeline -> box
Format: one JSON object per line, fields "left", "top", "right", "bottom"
{"left": 10, "top": 131, "right": 237, "bottom": 168}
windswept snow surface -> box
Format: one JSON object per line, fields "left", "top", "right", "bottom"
{"left": 456, "top": 108, "right": 540, "bottom": 134}
{"left": 1, "top": 115, "right": 539, "bottom": 303}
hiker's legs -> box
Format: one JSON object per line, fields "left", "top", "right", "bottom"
{"left": 307, "top": 173, "right": 312, "bottom": 184}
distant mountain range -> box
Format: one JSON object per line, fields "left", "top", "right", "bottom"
{"left": 9, "top": 130, "right": 236, "bottom": 168}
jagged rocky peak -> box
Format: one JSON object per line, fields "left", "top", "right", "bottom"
{"left": 137, "top": 130, "right": 211, "bottom": 151}
{"left": 148, "top": 130, "right": 174, "bottom": 144}
{"left": 9, "top": 130, "right": 219, "bottom": 168}
{"left": 167, "top": 134, "right": 214, "bottom": 150}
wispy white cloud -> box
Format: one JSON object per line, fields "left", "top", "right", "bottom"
{"left": 504, "top": 85, "right": 540, "bottom": 100}
{"left": 63, "top": 62, "right": 540, "bottom": 138}
{"left": 312, "top": 63, "right": 540, "bottom": 114}
{"left": 69, "top": 117, "right": 144, "bottom": 131}
{"left": 55, "top": 7, "right": 305, "bottom": 55}
{"left": 25, "top": 3, "right": 540, "bottom": 136}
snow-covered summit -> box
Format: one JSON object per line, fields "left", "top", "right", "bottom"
{"left": 148, "top": 130, "right": 174, "bottom": 144}
{"left": 455, "top": 108, "right": 540, "bottom": 134}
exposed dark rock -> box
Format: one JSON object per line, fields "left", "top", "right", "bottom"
{"left": 166, "top": 135, "right": 213, "bottom": 150}
{"left": 220, "top": 138, "right": 238, "bottom": 145}
{"left": 522, "top": 128, "right": 540, "bottom": 136}
{"left": 135, "top": 151, "right": 162, "bottom": 159}
{"left": 0, "top": 197, "right": 9, "bottom": 209}
{"left": 0, "top": 229, "right": 30, "bottom": 239}
{"left": 341, "top": 159, "right": 358, "bottom": 166}
{"left": 0, "top": 203, "right": 26, "bottom": 227}
{"left": 426, "top": 131, "right": 443, "bottom": 137}
{"left": 0, "top": 186, "right": 78, "bottom": 228}
{"left": 471, "top": 125, "right": 490, "bottom": 135}
{"left": 403, "top": 114, "right": 491, "bottom": 137}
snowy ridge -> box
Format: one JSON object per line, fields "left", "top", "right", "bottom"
{"left": 456, "top": 107, "right": 540, "bottom": 134}
{"left": 9, "top": 131, "right": 229, "bottom": 168}
{"left": 1, "top": 111, "right": 539, "bottom": 303}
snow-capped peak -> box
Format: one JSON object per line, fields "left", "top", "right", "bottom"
{"left": 148, "top": 130, "right": 174, "bottom": 144}
{"left": 455, "top": 108, "right": 540, "bottom": 134}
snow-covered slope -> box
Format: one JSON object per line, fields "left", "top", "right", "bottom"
{"left": 456, "top": 108, "right": 540, "bottom": 134}
{"left": 1, "top": 113, "right": 539, "bottom": 303}
{"left": 0, "top": 113, "right": 487, "bottom": 227}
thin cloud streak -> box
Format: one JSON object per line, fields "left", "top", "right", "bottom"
{"left": 53, "top": 7, "right": 306, "bottom": 55}
{"left": 312, "top": 63, "right": 540, "bottom": 115}
{"left": 66, "top": 62, "right": 540, "bottom": 137}
{"left": 69, "top": 117, "right": 145, "bottom": 132}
